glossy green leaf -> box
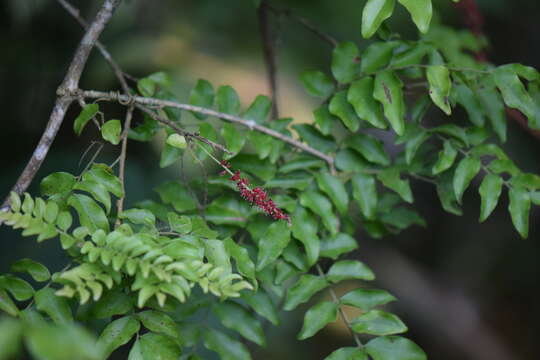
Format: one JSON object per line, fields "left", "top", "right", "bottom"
{"left": 292, "top": 206, "right": 320, "bottom": 266}
{"left": 361, "top": 41, "right": 400, "bottom": 74}
{"left": 351, "top": 173, "right": 378, "bottom": 220}
{"left": 427, "top": 65, "right": 452, "bottom": 115}
{"left": 120, "top": 208, "right": 155, "bottom": 226}
{"left": 366, "top": 336, "right": 427, "bottom": 360}
{"left": 224, "top": 238, "right": 255, "bottom": 279}
{"left": 98, "top": 316, "right": 140, "bottom": 358}
{"left": 189, "top": 79, "right": 214, "bottom": 119}
{"left": 335, "top": 149, "right": 371, "bottom": 173}
{"left": 479, "top": 174, "right": 503, "bottom": 222}
{"left": 68, "top": 194, "right": 109, "bottom": 232}
{"left": 284, "top": 275, "right": 328, "bottom": 311}
{"left": 244, "top": 95, "right": 272, "bottom": 123}
{"left": 313, "top": 106, "right": 337, "bottom": 135}
{"left": 300, "top": 70, "right": 335, "bottom": 98}
{"left": 398, "top": 0, "right": 432, "bottom": 33}
{"left": 436, "top": 172, "right": 462, "bottom": 216}
{"left": 257, "top": 221, "right": 291, "bottom": 271}
{"left": 0, "top": 275, "right": 33, "bottom": 301}
{"left": 73, "top": 180, "right": 111, "bottom": 213}
{"left": 35, "top": 288, "right": 73, "bottom": 324}
{"left": 316, "top": 172, "right": 349, "bottom": 215}
{"left": 167, "top": 213, "right": 192, "bottom": 233}
{"left": 213, "top": 302, "right": 265, "bottom": 345}
{"left": 10, "top": 258, "right": 50, "bottom": 282}
{"left": 203, "top": 328, "right": 251, "bottom": 360}
{"left": 477, "top": 79, "right": 507, "bottom": 142}
{"left": 242, "top": 290, "right": 279, "bottom": 325}
{"left": 405, "top": 130, "right": 429, "bottom": 165}
{"left": 320, "top": 233, "right": 358, "bottom": 260}
{"left": 509, "top": 187, "right": 531, "bottom": 238}
{"left": 432, "top": 140, "right": 458, "bottom": 175}
{"left": 136, "top": 333, "right": 181, "bottom": 360}
{"left": 348, "top": 78, "right": 386, "bottom": 129}
{"left": 165, "top": 133, "right": 187, "bottom": 149}
{"left": 362, "top": 0, "right": 395, "bottom": 38}
{"left": 332, "top": 42, "right": 361, "bottom": 83}
{"left": 279, "top": 156, "right": 325, "bottom": 174}
{"left": 391, "top": 44, "right": 430, "bottom": 68}
{"left": 429, "top": 124, "right": 468, "bottom": 146}
{"left": 91, "top": 289, "right": 133, "bottom": 319}
{"left": 352, "top": 310, "right": 407, "bottom": 336}
{"left": 373, "top": 71, "right": 405, "bottom": 135}
{"left": 298, "top": 301, "right": 338, "bottom": 340}
{"left": 300, "top": 191, "right": 339, "bottom": 235}
{"left": 346, "top": 134, "right": 390, "bottom": 166}
{"left": 83, "top": 164, "right": 123, "bottom": 198}
{"left": 101, "top": 119, "right": 122, "bottom": 145}
{"left": 221, "top": 123, "right": 245, "bottom": 155}
{"left": 453, "top": 157, "right": 481, "bottom": 203}
{"left": 381, "top": 206, "right": 426, "bottom": 230}
{"left": 293, "top": 123, "right": 337, "bottom": 154}
{"left": 340, "top": 288, "right": 396, "bottom": 310}
{"left": 377, "top": 169, "right": 413, "bottom": 203}
{"left": 454, "top": 83, "right": 484, "bottom": 126}
{"left": 325, "top": 347, "right": 368, "bottom": 360}
{"left": 137, "top": 311, "right": 179, "bottom": 340}
{"left": 40, "top": 172, "right": 76, "bottom": 197}
{"left": 217, "top": 85, "right": 241, "bottom": 115}
{"left": 329, "top": 91, "right": 361, "bottom": 132}
{"left": 327, "top": 260, "right": 375, "bottom": 283}
{"left": 74, "top": 103, "right": 99, "bottom": 136}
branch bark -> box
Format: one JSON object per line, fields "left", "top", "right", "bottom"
{"left": 1, "top": 0, "right": 121, "bottom": 210}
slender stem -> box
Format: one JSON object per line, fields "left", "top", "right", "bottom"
{"left": 115, "top": 105, "right": 134, "bottom": 227}
{"left": 316, "top": 264, "right": 363, "bottom": 348}
{"left": 258, "top": 0, "right": 280, "bottom": 119}
{"left": 67, "top": 89, "right": 336, "bottom": 171}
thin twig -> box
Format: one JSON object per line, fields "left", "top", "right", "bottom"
{"left": 67, "top": 89, "right": 336, "bottom": 171}
{"left": 115, "top": 105, "right": 134, "bottom": 227}
{"left": 258, "top": 0, "right": 280, "bottom": 118}
{"left": 316, "top": 264, "right": 363, "bottom": 348}
{"left": 1, "top": 0, "right": 121, "bottom": 211}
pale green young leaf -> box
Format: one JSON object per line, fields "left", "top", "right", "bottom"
{"left": 203, "top": 328, "right": 251, "bottom": 360}
{"left": 479, "top": 174, "right": 503, "bottom": 222}
{"left": 74, "top": 103, "right": 99, "bottom": 136}
{"left": 10, "top": 258, "right": 50, "bottom": 282}
{"left": 217, "top": 85, "right": 241, "bottom": 115}
{"left": 377, "top": 169, "right": 413, "bottom": 203}
{"left": 165, "top": 133, "right": 187, "bottom": 149}
{"left": 351, "top": 173, "right": 378, "bottom": 220}
{"left": 348, "top": 77, "right": 386, "bottom": 129}
{"left": 427, "top": 65, "right": 452, "bottom": 115}
{"left": 398, "top": 0, "right": 433, "bottom": 33}
{"left": 362, "top": 0, "right": 396, "bottom": 38}
{"left": 213, "top": 302, "right": 265, "bottom": 346}
{"left": 340, "top": 288, "right": 396, "bottom": 311}
{"left": 508, "top": 187, "right": 531, "bottom": 239}
{"left": 298, "top": 301, "right": 338, "bottom": 340}
{"left": 97, "top": 316, "right": 140, "bottom": 358}
{"left": 189, "top": 79, "right": 214, "bottom": 119}
{"left": 101, "top": 119, "right": 122, "bottom": 145}
{"left": 366, "top": 336, "right": 427, "bottom": 360}
{"left": 327, "top": 260, "right": 375, "bottom": 283}
{"left": 300, "top": 70, "right": 335, "bottom": 98}
{"left": 331, "top": 42, "right": 361, "bottom": 83}
{"left": 373, "top": 71, "right": 406, "bottom": 135}
{"left": 284, "top": 275, "right": 328, "bottom": 311}
{"left": 453, "top": 157, "right": 481, "bottom": 203}
{"left": 352, "top": 310, "right": 407, "bottom": 336}
{"left": 329, "top": 91, "right": 361, "bottom": 132}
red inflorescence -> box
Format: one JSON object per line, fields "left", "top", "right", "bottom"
{"left": 220, "top": 161, "right": 290, "bottom": 223}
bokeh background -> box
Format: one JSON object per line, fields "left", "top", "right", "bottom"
{"left": 1, "top": 0, "right": 539, "bottom": 359}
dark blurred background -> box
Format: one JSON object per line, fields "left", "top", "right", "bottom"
{"left": 1, "top": 0, "right": 539, "bottom": 359}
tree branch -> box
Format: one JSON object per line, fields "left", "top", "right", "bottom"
{"left": 258, "top": 0, "right": 280, "bottom": 118}
{"left": 1, "top": 0, "right": 121, "bottom": 210}
{"left": 63, "top": 89, "right": 336, "bottom": 170}
{"left": 115, "top": 105, "right": 133, "bottom": 227}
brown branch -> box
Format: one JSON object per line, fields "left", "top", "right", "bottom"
{"left": 65, "top": 89, "right": 335, "bottom": 170}
{"left": 1, "top": 0, "right": 121, "bottom": 211}
{"left": 258, "top": 0, "right": 280, "bottom": 118}
{"left": 115, "top": 105, "right": 133, "bottom": 227}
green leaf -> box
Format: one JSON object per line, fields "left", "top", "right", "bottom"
{"left": 331, "top": 42, "right": 361, "bottom": 83}
{"left": 10, "top": 258, "right": 50, "bottom": 282}
{"left": 284, "top": 275, "right": 328, "bottom": 311}
{"left": 432, "top": 140, "right": 458, "bottom": 175}
{"left": 479, "top": 174, "right": 503, "bottom": 222}
{"left": 83, "top": 164, "right": 123, "bottom": 197}
{"left": 366, "top": 336, "right": 427, "bottom": 360}
{"left": 348, "top": 78, "right": 386, "bottom": 129}
{"left": 217, "top": 85, "right": 241, "bottom": 115}
{"left": 391, "top": 44, "right": 430, "bottom": 68}
{"left": 189, "top": 79, "right": 214, "bottom": 119}
{"left": 300, "top": 191, "right": 339, "bottom": 235}
{"left": 98, "top": 316, "right": 140, "bottom": 358}
{"left": 0, "top": 275, "right": 33, "bottom": 301}
{"left": 242, "top": 290, "right": 279, "bottom": 325}
{"left": 155, "top": 182, "right": 198, "bottom": 213}
{"left": 244, "top": 95, "right": 272, "bottom": 123}
{"left": 453, "top": 83, "right": 484, "bottom": 126}
{"left": 340, "top": 288, "right": 396, "bottom": 311}
{"left": 300, "top": 70, "right": 335, "bottom": 98}
{"left": 101, "top": 119, "right": 122, "bottom": 145}
{"left": 427, "top": 65, "right": 452, "bottom": 115}
{"left": 40, "top": 172, "right": 76, "bottom": 197}
{"left": 508, "top": 187, "right": 531, "bottom": 238}
{"left": 345, "top": 133, "right": 390, "bottom": 166}
{"left": 160, "top": 143, "right": 182, "bottom": 168}
{"left": 74, "top": 180, "right": 111, "bottom": 213}
{"left": 377, "top": 169, "right": 413, "bottom": 203}
{"left": 493, "top": 66, "right": 538, "bottom": 128}
{"left": 351, "top": 174, "right": 378, "bottom": 220}
{"left": 68, "top": 194, "right": 109, "bottom": 232}
{"left": 373, "top": 71, "right": 406, "bottom": 135}
{"left": 453, "top": 157, "right": 481, "bottom": 203}
{"left": 313, "top": 106, "right": 337, "bottom": 135}
{"left": 213, "top": 302, "right": 265, "bottom": 346}
{"left": 477, "top": 78, "right": 507, "bottom": 142}
{"left": 320, "top": 233, "right": 358, "bottom": 260}
{"left": 381, "top": 206, "right": 426, "bottom": 230}
{"left": 91, "top": 289, "right": 133, "bottom": 319}
{"left": 279, "top": 156, "right": 325, "bottom": 174}
{"left": 205, "top": 239, "right": 232, "bottom": 274}
{"left": 291, "top": 206, "right": 320, "bottom": 266}
{"left": 335, "top": 149, "right": 371, "bottom": 173}
{"left": 361, "top": 42, "right": 400, "bottom": 74}
{"left": 35, "top": 288, "right": 73, "bottom": 324}
{"left": 362, "top": 0, "right": 396, "bottom": 38}
{"left": 292, "top": 124, "right": 338, "bottom": 154}
{"left": 330, "top": 91, "right": 361, "bottom": 132}
{"left": 257, "top": 221, "right": 291, "bottom": 271}
{"left": 0, "top": 289, "right": 18, "bottom": 316}
{"left": 74, "top": 103, "right": 99, "bottom": 136}
{"left": 325, "top": 347, "right": 368, "bottom": 360}
{"left": 167, "top": 213, "right": 191, "bottom": 233}
{"left": 352, "top": 310, "right": 407, "bottom": 336}
{"left": 120, "top": 208, "right": 156, "bottom": 226}
{"left": 398, "top": 0, "right": 433, "bottom": 33}
{"left": 224, "top": 238, "right": 256, "bottom": 279}
{"left": 327, "top": 260, "right": 375, "bottom": 283}
{"left": 165, "top": 133, "right": 187, "bottom": 149}
{"left": 136, "top": 333, "right": 182, "bottom": 360}
{"left": 429, "top": 124, "right": 468, "bottom": 147}
{"left": 221, "top": 123, "right": 245, "bottom": 155}
{"left": 405, "top": 130, "right": 429, "bottom": 165}
{"left": 0, "top": 317, "right": 23, "bottom": 359}
{"left": 436, "top": 172, "right": 462, "bottom": 216}
{"left": 203, "top": 328, "right": 251, "bottom": 360}
{"left": 137, "top": 311, "right": 179, "bottom": 339}
{"left": 316, "top": 172, "right": 349, "bottom": 215}
{"left": 298, "top": 301, "right": 338, "bottom": 340}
